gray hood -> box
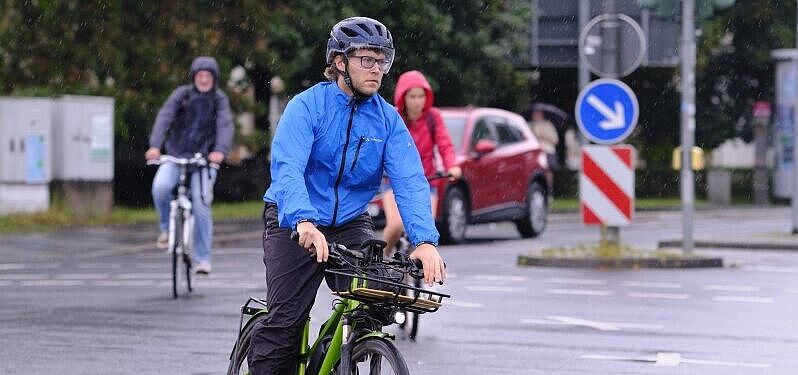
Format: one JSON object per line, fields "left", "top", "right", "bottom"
{"left": 189, "top": 56, "right": 220, "bottom": 88}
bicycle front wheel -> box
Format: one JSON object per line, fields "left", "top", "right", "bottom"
{"left": 402, "top": 277, "right": 421, "bottom": 341}
{"left": 227, "top": 313, "right": 268, "bottom": 375}
{"left": 171, "top": 208, "right": 184, "bottom": 299}
{"left": 345, "top": 337, "right": 409, "bottom": 375}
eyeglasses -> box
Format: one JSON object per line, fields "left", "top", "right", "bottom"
{"left": 349, "top": 55, "right": 392, "bottom": 73}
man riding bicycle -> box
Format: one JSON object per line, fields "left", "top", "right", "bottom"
{"left": 250, "top": 17, "right": 447, "bottom": 374}
{"left": 145, "top": 56, "right": 234, "bottom": 275}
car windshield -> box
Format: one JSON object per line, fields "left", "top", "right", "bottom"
{"left": 441, "top": 115, "right": 467, "bottom": 149}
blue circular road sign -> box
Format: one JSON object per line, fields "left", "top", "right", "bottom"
{"left": 575, "top": 78, "right": 639, "bottom": 144}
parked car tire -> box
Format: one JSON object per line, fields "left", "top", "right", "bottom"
{"left": 515, "top": 181, "right": 548, "bottom": 238}
{"left": 439, "top": 187, "right": 468, "bottom": 244}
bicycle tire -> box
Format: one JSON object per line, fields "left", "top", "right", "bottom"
{"left": 171, "top": 208, "right": 184, "bottom": 299}
{"left": 183, "top": 213, "right": 193, "bottom": 293}
{"left": 227, "top": 313, "right": 268, "bottom": 375}
{"left": 344, "top": 337, "right": 409, "bottom": 375}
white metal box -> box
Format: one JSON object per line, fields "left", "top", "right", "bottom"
{"left": 51, "top": 95, "right": 114, "bottom": 181}
{"left": 0, "top": 98, "right": 52, "bottom": 184}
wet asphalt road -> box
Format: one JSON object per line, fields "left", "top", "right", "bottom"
{"left": 2, "top": 207, "right": 798, "bottom": 374}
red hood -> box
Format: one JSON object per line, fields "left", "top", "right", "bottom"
{"left": 393, "top": 70, "right": 435, "bottom": 116}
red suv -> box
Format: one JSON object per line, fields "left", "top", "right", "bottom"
{"left": 369, "top": 107, "right": 553, "bottom": 244}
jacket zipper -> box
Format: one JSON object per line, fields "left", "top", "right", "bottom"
{"left": 331, "top": 103, "right": 357, "bottom": 227}
{"left": 350, "top": 136, "right": 365, "bottom": 172}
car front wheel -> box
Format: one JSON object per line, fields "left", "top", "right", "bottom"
{"left": 439, "top": 187, "right": 468, "bottom": 244}
{"left": 515, "top": 181, "right": 548, "bottom": 238}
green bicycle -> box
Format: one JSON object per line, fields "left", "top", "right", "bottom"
{"left": 227, "top": 237, "right": 449, "bottom": 374}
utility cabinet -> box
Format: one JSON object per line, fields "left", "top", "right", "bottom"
{"left": 50, "top": 95, "right": 115, "bottom": 219}
{"left": 51, "top": 95, "right": 114, "bottom": 180}
{"left": 0, "top": 98, "right": 53, "bottom": 214}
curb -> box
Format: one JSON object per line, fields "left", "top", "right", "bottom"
{"left": 517, "top": 254, "right": 723, "bottom": 269}
{"left": 658, "top": 240, "right": 798, "bottom": 251}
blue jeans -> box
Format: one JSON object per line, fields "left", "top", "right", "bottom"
{"left": 151, "top": 162, "right": 217, "bottom": 262}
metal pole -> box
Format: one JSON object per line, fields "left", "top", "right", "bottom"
{"left": 600, "top": 0, "right": 620, "bottom": 246}
{"left": 792, "top": 1, "right": 798, "bottom": 233}
{"left": 578, "top": 0, "right": 590, "bottom": 90}
{"left": 681, "top": 0, "right": 696, "bottom": 253}
{"left": 601, "top": 0, "right": 619, "bottom": 79}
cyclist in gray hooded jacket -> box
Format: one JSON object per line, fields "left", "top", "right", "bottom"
{"left": 145, "top": 56, "right": 234, "bottom": 274}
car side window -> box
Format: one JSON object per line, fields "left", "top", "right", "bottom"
{"left": 470, "top": 118, "right": 496, "bottom": 148}
{"left": 495, "top": 122, "right": 522, "bottom": 145}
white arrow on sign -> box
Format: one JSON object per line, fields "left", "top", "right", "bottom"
{"left": 586, "top": 94, "right": 625, "bottom": 130}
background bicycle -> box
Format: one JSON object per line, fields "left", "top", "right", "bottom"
{"left": 227, "top": 236, "right": 449, "bottom": 374}
{"left": 147, "top": 153, "right": 218, "bottom": 299}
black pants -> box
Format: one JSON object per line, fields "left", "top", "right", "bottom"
{"left": 248, "top": 203, "right": 375, "bottom": 375}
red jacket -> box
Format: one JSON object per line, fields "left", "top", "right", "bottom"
{"left": 393, "top": 71, "right": 457, "bottom": 177}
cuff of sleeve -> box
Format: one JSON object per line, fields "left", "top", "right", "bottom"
{"left": 294, "top": 219, "right": 315, "bottom": 229}
{"left": 414, "top": 240, "right": 438, "bottom": 247}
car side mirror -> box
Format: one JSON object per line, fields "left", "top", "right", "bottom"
{"left": 474, "top": 139, "right": 497, "bottom": 155}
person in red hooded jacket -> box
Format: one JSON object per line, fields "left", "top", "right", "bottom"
{"left": 382, "top": 70, "right": 462, "bottom": 254}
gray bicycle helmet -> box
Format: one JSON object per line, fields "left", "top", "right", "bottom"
{"left": 326, "top": 17, "right": 395, "bottom": 73}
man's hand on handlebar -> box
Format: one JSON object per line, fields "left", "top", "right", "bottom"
{"left": 145, "top": 147, "right": 161, "bottom": 161}
{"left": 296, "top": 221, "right": 329, "bottom": 263}
{"left": 208, "top": 151, "right": 224, "bottom": 164}
{"left": 409, "top": 243, "right": 446, "bottom": 286}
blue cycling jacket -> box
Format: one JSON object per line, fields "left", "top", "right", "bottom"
{"left": 263, "top": 81, "right": 439, "bottom": 246}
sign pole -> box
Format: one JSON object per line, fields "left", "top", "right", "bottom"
{"left": 680, "top": 0, "right": 696, "bottom": 253}
{"left": 601, "top": 0, "right": 620, "bottom": 246}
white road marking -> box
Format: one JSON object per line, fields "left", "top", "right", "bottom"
{"left": 713, "top": 296, "right": 774, "bottom": 304}
{"left": 466, "top": 285, "right": 527, "bottom": 293}
{"left": 20, "top": 280, "right": 85, "bottom": 287}
{"left": 545, "top": 288, "right": 612, "bottom": 296}
{"left": 626, "top": 292, "right": 690, "bottom": 300}
{"left": 54, "top": 273, "right": 110, "bottom": 280}
{"left": 446, "top": 300, "right": 483, "bottom": 308}
{"left": 117, "top": 273, "right": 171, "bottom": 280}
{"left": 785, "top": 289, "right": 798, "bottom": 294}
{"left": 0, "top": 274, "right": 47, "bottom": 280}
{"left": 581, "top": 353, "right": 771, "bottom": 368}
{"left": 680, "top": 358, "right": 771, "bottom": 368}
{"left": 703, "top": 284, "right": 760, "bottom": 292}
{"left": 0, "top": 263, "right": 25, "bottom": 270}
{"left": 0, "top": 281, "right": 13, "bottom": 286}
{"left": 655, "top": 352, "right": 681, "bottom": 366}
{"left": 545, "top": 278, "right": 606, "bottom": 285}
{"left": 92, "top": 280, "right": 156, "bottom": 287}
{"left": 473, "top": 274, "right": 527, "bottom": 282}
{"left": 77, "top": 263, "right": 121, "bottom": 269}
{"left": 521, "top": 316, "right": 662, "bottom": 331}
{"left": 743, "top": 265, "right": 798, "bottom": 273}
{"left": 621, "top": 281, "right": 682, "bottom": 289}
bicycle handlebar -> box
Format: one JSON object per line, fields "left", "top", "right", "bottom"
{"left": 426, "top": 171, "right": 452, "bottom": 181}
{"left": 146, "top": 154, "right": 220, "bottom": 170}
{"left": 289, "top": 231, "right": 426, "bottom": 279}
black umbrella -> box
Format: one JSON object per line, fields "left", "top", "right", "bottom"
{"left": 531, "top": 102, "right": 569, "bottom": 129}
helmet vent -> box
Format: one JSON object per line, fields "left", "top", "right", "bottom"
{"left": 341, "top": 27, "right": 360, "bottom": 38}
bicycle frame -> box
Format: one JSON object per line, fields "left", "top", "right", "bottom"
{"left": 234, "top": 279, "right": 400, "bottom": 375}
{"left": 168, "top": 162, "right": 194, "bottom": 254}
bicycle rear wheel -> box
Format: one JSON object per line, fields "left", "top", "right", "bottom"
{"left": 227, "top": 313, "right": 268, "bottom": 375}
{"left": 345, "top": 337, "right": 409, "bottom": 374}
